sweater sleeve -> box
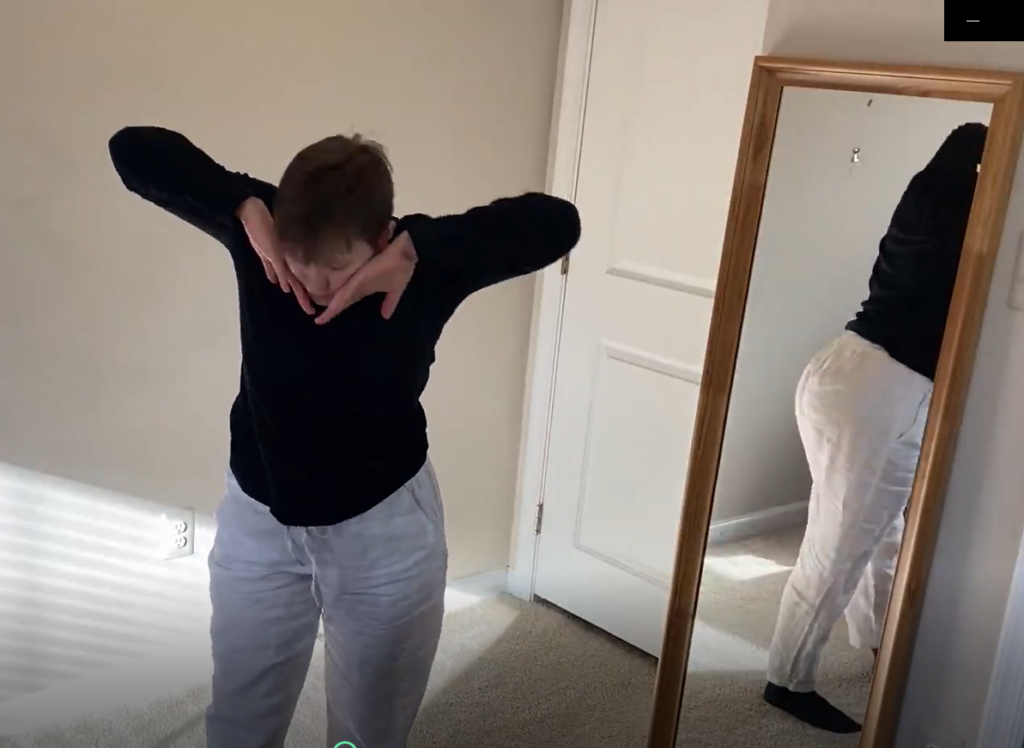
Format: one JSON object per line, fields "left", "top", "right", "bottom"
{"left": 399, "top": 193, "right": 582, "bottom": 295}
{"left": 108, "top": 126, "right": 271, "bottom": 247}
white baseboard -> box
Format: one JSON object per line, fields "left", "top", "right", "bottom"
{"left": 0, "top": 461, "right": 218, "bottom": 736}
{"left": 977, "top": 525, "right": 1024, "bottom": 748}
{"left": 447, "top": 568, "right": 509, "bottom": 601}
{"left": 0, "top": 645, "right": 214, "bottom": 737}
{"left": 508, "top": 504, "right": 807, "bottom": 603}
{"left": 507, "top": 560, "right": 534, "bottom": 602}
{"left": 707, "top": 501, "right": 808, "bottom": 546}
{"left": 0, "top": 567, "right": 511, "bottom": 737}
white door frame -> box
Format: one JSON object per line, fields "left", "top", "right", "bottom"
{"left": 507, "top": 0, "right": 598, "bottom": 601}
{"left": 977, "top": 521, "right": 1024, "bottom": 748}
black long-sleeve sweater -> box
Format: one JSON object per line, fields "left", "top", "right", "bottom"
{"left": 108, "top": 126, "right": 581, "bottom": 527}
{"left": 846, "top": 122, "right": 986, "bottom": 381}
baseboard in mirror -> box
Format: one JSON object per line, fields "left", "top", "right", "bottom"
{"left": 706, "top": 501, "right": 809, "bottom": 547}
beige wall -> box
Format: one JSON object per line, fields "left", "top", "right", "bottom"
{"left": 762, "top": 3, "right": 1024, "bottom": 746}
{"left": 0, "top": 0, "right": 564, "bottom": 580}
{"left": 714, "top": 89, "right": 992, "bottom": 525}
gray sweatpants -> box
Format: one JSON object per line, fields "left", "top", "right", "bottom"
{"left": 204, "top": 461, "right": 448, "bottom": 748}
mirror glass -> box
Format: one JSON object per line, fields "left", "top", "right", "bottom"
{"left": 675, "top": 87, "right": 992, "bottom": 745}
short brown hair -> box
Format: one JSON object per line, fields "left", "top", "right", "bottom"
{"left": 273, "top": 134, "right": 394, "bottom": 263}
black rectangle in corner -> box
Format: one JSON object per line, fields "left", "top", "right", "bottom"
{"left": 944, "top": 0, "right": 1023, "bottom": 41}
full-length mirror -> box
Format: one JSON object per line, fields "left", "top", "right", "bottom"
{"left": 644, "top": 59, "right": 1024, "bottom": 748}
{"left": 681, "top": 87, "right": 991, "bottom": 744}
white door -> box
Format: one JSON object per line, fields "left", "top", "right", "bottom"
{"left": 533, "top": 0, "right": 769, "bottom": 656}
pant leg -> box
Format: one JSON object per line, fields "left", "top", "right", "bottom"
{"left": 305, "top": 460, "right": 448, "bottom": 748}
{"left": 766, "top": 334, "right": 932, "bottom": 692}
{"left": 205, "top": 472, "right": 323, "bottom": 748}
{"left": 844, "top": 511, "right": 905, "bottom": 650}
{"left": 844, "top": 391, "right": 929, "bottom": 650}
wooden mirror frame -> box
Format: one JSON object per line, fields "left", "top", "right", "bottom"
{"left": 645, "top": 56, "right": 1024, "bottom": 748}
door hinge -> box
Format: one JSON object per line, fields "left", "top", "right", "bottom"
{"left": 534, "top": 502, "right": 545, "bottom": 535}
{"left": 560, "top": 254, "right": 571, "bottom": 275}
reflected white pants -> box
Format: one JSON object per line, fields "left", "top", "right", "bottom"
{"left": 767, "top": 332, "right": 932, "bottom": 692}
{"left": 205, "top": 461, "right": 448, "bottom": 748}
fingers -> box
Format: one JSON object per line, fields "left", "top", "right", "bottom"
{"left": 253, "top": 246, "right": 313, "bottom": 315}
{"left": 260, "top": 254, "right": 280, "bottom": 286}
{"left": 315, "top": 286, "right": 358, "bottom": 326}
{"left": 244, "top": 224, "right": 277, "bottom": 286}
{"left": 290, "top": 276, "right": 316, "bottom": 315}
{"left": 380, "top": 288, "right": 403, "bottom": 320}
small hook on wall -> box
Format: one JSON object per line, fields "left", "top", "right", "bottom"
{"left": 851, "top": 147, "right": 861, "bottom": 163}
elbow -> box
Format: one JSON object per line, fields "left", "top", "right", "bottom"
{"left": 108, "top": 125, "right": 170, "bottom": 162}
{"left": 529, "top": 193, "right": 581, "bottom": 257}
{"left": 108, "top": 126, "right": 173, "bottom": 191}
{"left": 108, "top": 127, "right": 145, "bottom": 185}
{"left": 555, "top": 198, "right": 582, "bottom": 255}
{"left": 108, "top": 126, "right": 144, "bottom": 161}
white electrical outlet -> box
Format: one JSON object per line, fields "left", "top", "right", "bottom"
{"left": 159, "top": 507, "right": 196, "bottom": 560}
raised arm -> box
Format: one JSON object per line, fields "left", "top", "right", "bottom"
{"left": 108, "top": 126, "right": 272, "bottom": 246}
{"left": 400, "top": 192, "right": 582, "bottom": 294}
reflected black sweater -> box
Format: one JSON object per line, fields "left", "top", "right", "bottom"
{"left": 109, "top": 126, "right": 581, "bottom": 527}
{"left": 846, "top": 122, "right": 986, "bottom": 381}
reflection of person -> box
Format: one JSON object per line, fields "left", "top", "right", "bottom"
{"left": 108, "top": 127, "right": 581, "bottom": 748}
{"left": 763, "top": 122, "right": 988, "bottom": 733}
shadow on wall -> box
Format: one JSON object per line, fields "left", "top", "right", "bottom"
{"left": 0, "top": 461, "right": 215, "bottom": 728}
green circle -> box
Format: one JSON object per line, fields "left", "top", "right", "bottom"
{"left": 333, "top": 743, "right": 357, "bottom": 748}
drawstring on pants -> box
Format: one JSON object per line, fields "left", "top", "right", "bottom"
{"left": 285, "top": 526, "right": 324, "bottom": 609}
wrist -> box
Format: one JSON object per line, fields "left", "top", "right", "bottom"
{"left": 399, "top": 231, "right": 418, "bottom": 265}
{"left": 236, "top": 195, "right": 261, "bottom": 221}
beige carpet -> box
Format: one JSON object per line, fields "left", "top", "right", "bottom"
{"left": 0, "top": 527, "right": 871, "bottom": 748}
{"left": 676, "top": 527, "right": 871, "bottom": 747}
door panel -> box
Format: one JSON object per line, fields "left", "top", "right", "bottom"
{"left": 574, "top": 342, "right": 701, "bottom": 584}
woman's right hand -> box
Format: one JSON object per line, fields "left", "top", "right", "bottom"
{"left": 237, "top": 197, "right": 315, "bottom": 315}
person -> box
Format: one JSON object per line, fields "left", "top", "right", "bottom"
{"left": 762, "top": 122, "right": 988, "bottom": 733}
{"left": 108, "top": 126, "right": 582, "bottom": 748}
